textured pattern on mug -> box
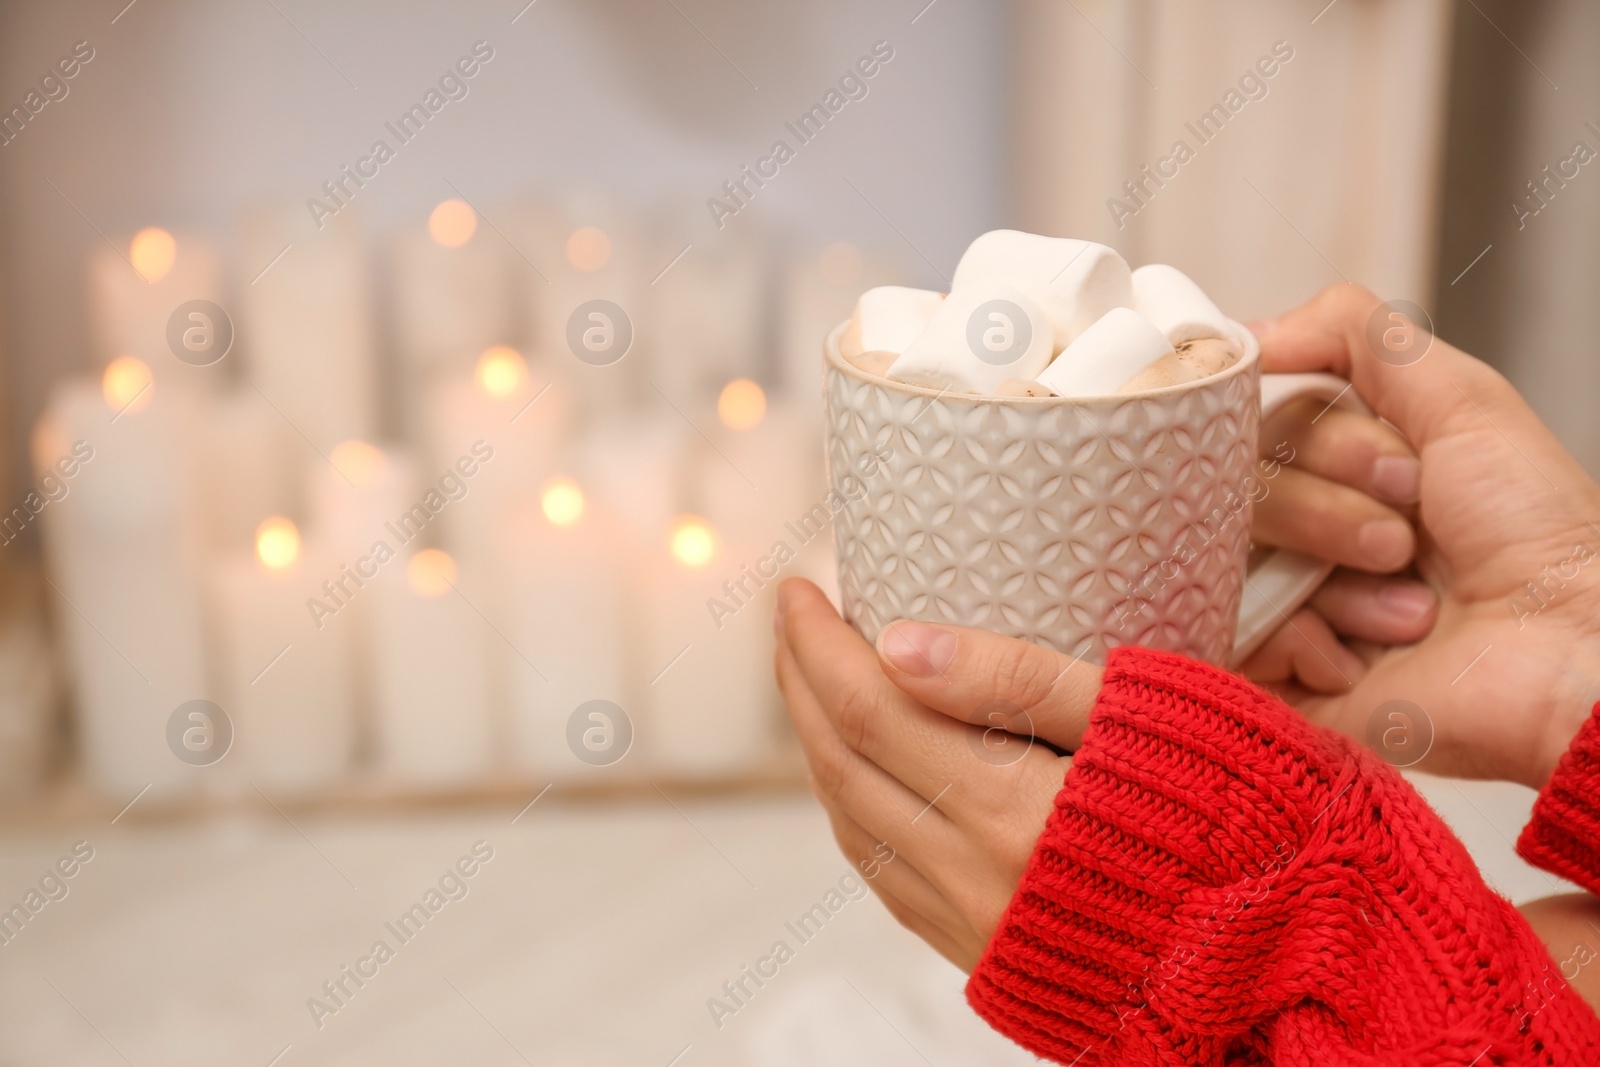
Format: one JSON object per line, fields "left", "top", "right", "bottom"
{"left": 824, "top": 361, "right": 1260, "bottom": 665}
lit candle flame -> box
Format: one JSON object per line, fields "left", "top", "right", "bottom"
{"left": 330, "top": 440, "right": 388, "bottom": 488}
{"left": 670, "top": 515, "right": 717, "bottom": 569}
{"left": 255, "top": 517, "right": 301, "bottom": 571}
{"left": 541, "top": 477, "right": 585, "bottom": 527}
{"left": 818, "top": 241, "right": 863, "bottom": 287}
{"left": 565, "top": 226, "right": 611, "bottom": 272}
{"left": 102, "top": 356, "right": 153, "bottom": 413}
{"left": 406, "top": 548, "right": 457, "bottom": 597}
{"left": 717, "top": 379, "right": 767, "bottom": 431}
{"left": 475, "top": 345, "right": 527, "bottom": 399}
{"left": 130, "top": 227, "right": 177, "bottom": 284}
{"left": 428, "top": 199, "right": 477, "bottom": 248}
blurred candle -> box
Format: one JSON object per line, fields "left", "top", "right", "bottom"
{"left": 0, "top": 581, "right": 58, "bottom": 797}
{"left": 33, "top": 364, "right": 208, "bottom": 799}
{"left": 392, "top": 199, "right": 512, "bottom": 439}
{"left": 699, "top": 384, "right": 818, "bottom": 564}
{"left": 88, "top": 228, "right": 223, "bottom": 376}
{"left": 239, "top": 205, "right": 376, "bottom": 451}
{"left": 309, "top": 440, "right": 419, "bottom": 562}
{"left": 426, "top": 345, "right": 569, "bottom": 576}
{"left": 643, "top": 514, "right": 771, "bottom": 778}
{"left": 707, "top": 388, "right": 839, "bottom": 642}
{"left": 211, "top": 517, "right": 355, "bottom": 794}
{"left": 305, "top": 440, "right": 419, "bottom": 768}
{"left": 501, "top": 478, "right": 633, "bottom": 778}
{"left": 520, "top": 195, "right": 644, "bottom": 418}
{"left": 577, "top": 412, "right": 686, "bottom": 549}
{"left": 645, "top": 227, "right": 766, "bottom": 404}
{"left": 196, "top": 388, "right": 295, "bottom": 554}
{"left": 368, "top": 548, "right": 493, "bottom": 786}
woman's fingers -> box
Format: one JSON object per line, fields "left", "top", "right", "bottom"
{"left": 1262, "top": 399, "right": 1421, "bottom": 507}
{"left": 1310, "top": 570, "right": 1438, "bottom": 645}
{"left": 1252, "top": 466, "right": 1415, "bottom": 573}
{"left": 1238, "top": 607, "right": 1365, "bottom": 695}
{"left": 1254, "top": 282, "right": 1524, "bottom": 455}
{"left": 1253, "top": 392, "right": 1422, "bottom": 575}
{"left": 874, "top": 617, "right": 1102, "bottom": 752}
{"left": 776, "top": 578, "right": 1065, "bottom": 865}
{"left": 776, "top": 579, "right": 985, "bottom": 805}
{"left": 819, "top": 803, "right": 981, "bottom": 971}
{"left": 1242, "top": 572, "right": 1437, "bottom": 701}
{"left": 775, "top": 629, "right": 962, "bottom": 871}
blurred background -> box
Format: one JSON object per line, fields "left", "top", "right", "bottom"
{"left": 0, "top": 0, "right": 1594, "bottom": 1063}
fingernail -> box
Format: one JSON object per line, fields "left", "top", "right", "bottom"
{"left": 1378, "top": 580, "right": 1436, "bottom": 621}
{"left": 1357, "top": 518, "right": 1414, "bottom": 570}
{"left": 878, "top": 621, "right": 959, "bottom": 678}
{"left": 1246, "top": 317, "right": 1279, "bottom": 340}
{"left": 1370, "top": 455, "right": 1421, "bottom": 505}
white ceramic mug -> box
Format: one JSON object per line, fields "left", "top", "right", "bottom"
{"left": 823, "top": 319, "right": 1366, "bottom": 667}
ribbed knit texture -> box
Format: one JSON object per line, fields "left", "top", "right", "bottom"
{"left": 967, "top": 646, "right": 1600, "bottom": 1065}
{"left": 1519, "top": 707, "right": 1600, "bottom": 899}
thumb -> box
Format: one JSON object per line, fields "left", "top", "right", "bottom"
{"left": 1256, "top": 282, "right": 1513, "bottom": 453}
{"left": 876, "top": 620, "right": 1102, "bottom": 752}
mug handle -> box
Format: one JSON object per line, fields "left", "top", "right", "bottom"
{"left": 1231, "top": 372, "right": 1371, "bottom": 666}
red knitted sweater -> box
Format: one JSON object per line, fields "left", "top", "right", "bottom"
{"left": 967, "top": 646, "right": 1600, "bottom": 1065}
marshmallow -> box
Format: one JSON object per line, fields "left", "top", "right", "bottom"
{"left": 1131, "top": 264, "right": 1232, "bottom": 344}
{"left": 840, "top": 286, "right": 945, "bottom": 360}
{"left": 888, "top": 283, "right": 1053, "bottom": 394}
{"left": 950, "top": 230, "right": 1132, "bottom": 350}
{"left": 1034, "top": 308, "right": 1173, "bottom": 399}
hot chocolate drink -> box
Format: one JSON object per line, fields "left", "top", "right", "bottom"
{"left": 838, "top": 230, "right": 1242, "bottom": 398}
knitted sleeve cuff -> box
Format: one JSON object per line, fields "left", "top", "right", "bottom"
{"left": 964, "top": 645, "right": 1355, "bottom": 1063}
{"left": 1519, "top": 702, "right": 1600, "bottom": 896}
{"left": 968, "top": 648, "right": 1600, "bottom": 1064}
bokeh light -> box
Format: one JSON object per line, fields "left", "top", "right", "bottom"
{"left": 475, "top": 345, "right": 527, "bottom": 398}
{"left": 428, "top": 199, "right": 477, "bottom": 248}
{"left": 102, "top": 356, "right": 153, "bottom": 413}
{"left": 818, "top": 241, "right": 863, "bottom": 287}
{"left": 406, "top": 549, "right": 458, "bottom": 597}
{"left": 669, "top": 516, "right": 718, "bottom": 569}
{"left": 541, "top": 477, "right": 585, "bottom": 527}
{"left": 255, "top": 517, "right": 301, "bottom": 571}
{"left": 717, "top": 379, "right": 767, "bottom": 431}
{"left": 130, "top": 227, "right": 177, "bottom": 284}
{"left": 566, "top": 226, "right": 612, "bottom": 272}
{"left": 330, "top": 441, "right": 388, "bottom": 488}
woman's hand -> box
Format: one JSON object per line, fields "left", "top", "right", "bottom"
{"left": 1242, "top": 283, "right": 1600, "bottom": 787}
{"left": 1253, "top": 387, "right": 1424, "bottom": 579}
{"left": 773, "top": 577, "right": 1100, "bottom": 972}
{"left": 1240, "top": 330, "right": 1441, "bottom": 691}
